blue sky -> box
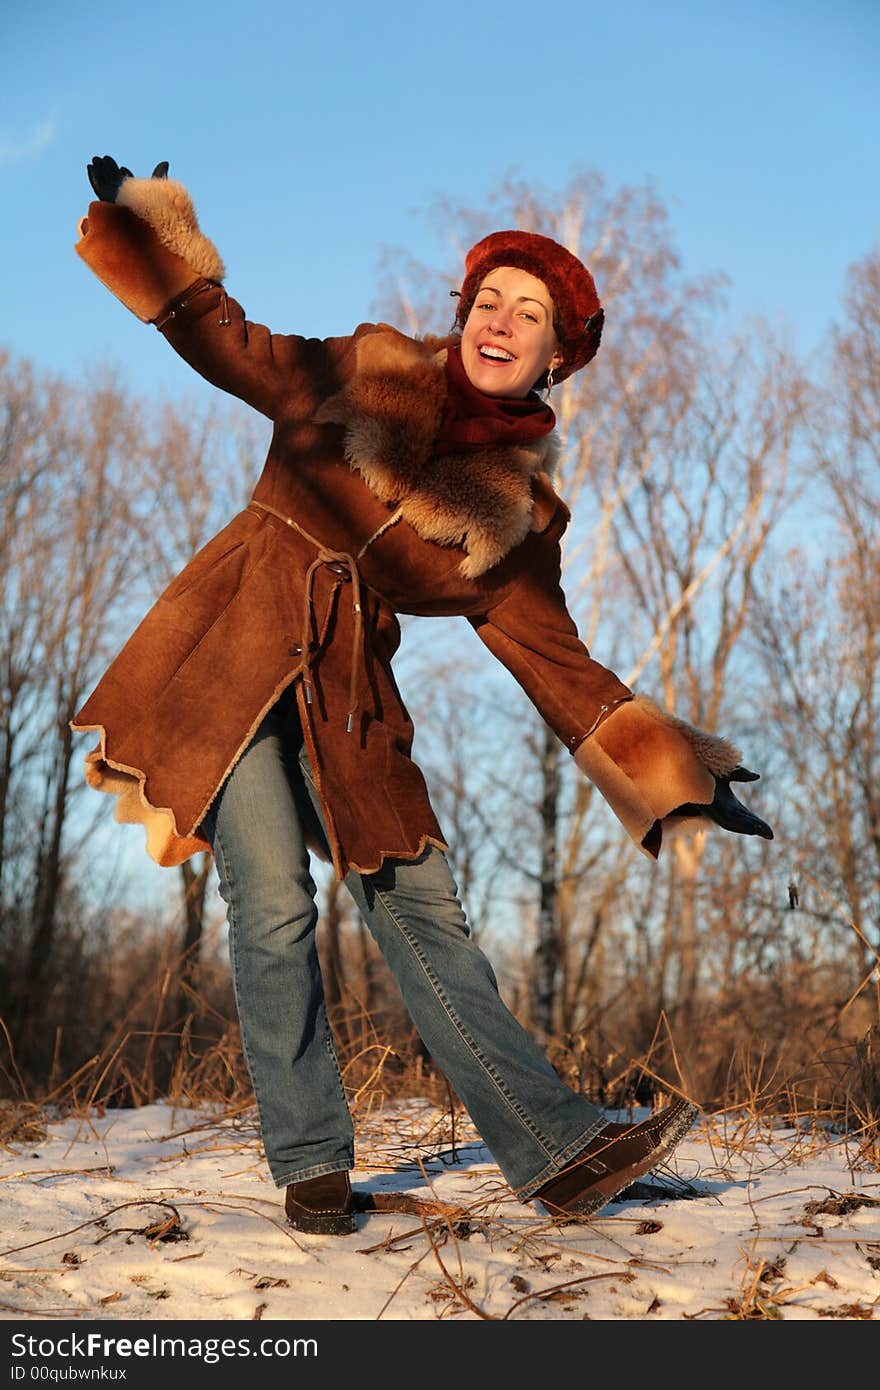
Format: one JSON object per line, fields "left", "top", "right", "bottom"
{"left": 2, "top": 0, "right": 878, "bottom": 404}
{"left": 2, "top": 0, "right": 875, "bottom": 908}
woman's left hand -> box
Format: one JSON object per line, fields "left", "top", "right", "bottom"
{"left": 666, "top": 767, "right": 774, "bottom": 839}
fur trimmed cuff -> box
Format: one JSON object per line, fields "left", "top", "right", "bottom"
{"left": 75, "top": 201, "right": 205, "bottom": 323}
{"left": 574, "top": 695, "right": 739, "bottom": 859}
{"left": 117, "top": 177, "right": 225, "bottom": 281}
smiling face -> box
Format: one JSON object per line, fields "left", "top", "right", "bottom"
{"left": 460, "top": 265, "right": 562, "bottom": 398}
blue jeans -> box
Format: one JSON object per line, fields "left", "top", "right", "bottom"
{"left": 200, "top": 699, "right": 606, "bottom": 1198}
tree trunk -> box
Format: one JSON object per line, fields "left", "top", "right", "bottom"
{"left": 532, "top": 723, "right": 561, "bottom": 1039}
{"left": 174, "top": 853, "right": 212, "bottom": 1022}
{"left": 0, "top": 714, "right": 13, "bottom": 906}
{"left": 671, "top": 831, "right": 707, "bottom": 1090}
{"left": 25, "top": 709, "right": 74, "bottom": 1002}
{"left": 356, "top": 917, "right": 376, "bottom": 1033}
{"left": 672, "top": 836, "right": 704, "bottom": 1013}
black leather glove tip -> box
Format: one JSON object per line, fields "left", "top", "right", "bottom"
{"left": 671, "top": 776, "right": 773, "bottom": 840}
{"left": 727, "top": 764, "right": 760, "bottom": 783}
{"left": 86, "top": 154, "right": 131, "bottom": 204}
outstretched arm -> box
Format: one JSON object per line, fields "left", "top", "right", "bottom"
{"left": 75, "top": 156, "right": 353, "bottom": 420}
{"left": 471, "top": 518, "right": 773, "bottom": 860}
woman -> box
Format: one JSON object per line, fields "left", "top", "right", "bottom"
{"left": 72, "top": 157, "right": 772, "bottom": 1234}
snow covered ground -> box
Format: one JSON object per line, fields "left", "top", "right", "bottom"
{"left": 1, "top": 1098, "right": 878, "bottom": 1334}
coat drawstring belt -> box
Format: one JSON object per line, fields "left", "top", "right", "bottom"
{"left": 247, "top": 500, "right": 364, "bottom": 733}
{"left": 300, "top": 550, "right": 363, "bottom": 731}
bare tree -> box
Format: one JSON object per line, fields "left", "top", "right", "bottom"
{"left": 0, "top": 352, "right": 264, "bottom": 1075}
{"left": 0, "top": 353, "right": 62, "bottom": 921}
{"left": 0, "top": 363, "right": 145, "bottom": 1016}
{"left": 375, "top": 173, "right": 798, "bottom": 1050}
{"left": 754, "top": 248, "right": 880, "bottom": 997}
{"left": 124, "top": 398, "right": 267, "bottom": 1037}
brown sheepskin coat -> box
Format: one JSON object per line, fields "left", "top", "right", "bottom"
{"left": 72, "top": 272, "right": 636, "bottom": 877}
{"left": 73, "top": 201, "right": 737, "bottom": 878}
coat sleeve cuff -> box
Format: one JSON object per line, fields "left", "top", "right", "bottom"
{"left": 573, "top": 695, "right": 731, "bottom": 859}
{"left": 74, "top": 201, "right": 204, "bottom": 323}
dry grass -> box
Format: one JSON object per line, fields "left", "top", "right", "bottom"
{"left": 2, "top": 1064, "right": 878, "bottom": 1322}
{"left": 2, "top": 988, "right": 877, "bottom": 1186}
{"left": 1, "top": 907, "right": 878, "bottom": 1192}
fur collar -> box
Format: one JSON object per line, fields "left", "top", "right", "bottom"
{"left": 314, "top": 326, "right": 560, "bottom": 578}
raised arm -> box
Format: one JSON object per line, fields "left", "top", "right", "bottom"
{"left": 471, "top": 518, "right": 773, "bottom": 860}
{"left": 75, "top": 156, "right": 350, "bottom": 419}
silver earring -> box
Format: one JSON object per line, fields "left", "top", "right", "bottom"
{"left": 545, "top": 366, "right": 554, "bottom": 398}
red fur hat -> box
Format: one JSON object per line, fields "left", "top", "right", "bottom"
{"left": 456, "top": 230, "right": 604, "bottom": 381}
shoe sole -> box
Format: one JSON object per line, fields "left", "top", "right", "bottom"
{"left": 286, "top": 1208, "right": 356, "bottom": 1235}
{"left": 544, "top": 1101, "right": 699, "bottom": 1222}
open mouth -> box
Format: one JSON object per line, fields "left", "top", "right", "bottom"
{"left": 479, "top": 345, "right": 516, "bottom": 363}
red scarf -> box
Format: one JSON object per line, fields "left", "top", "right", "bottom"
{"left": 433, "top": 343, "right": 556, "bottom": 452}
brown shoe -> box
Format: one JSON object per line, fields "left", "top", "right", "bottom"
{"left": 533, "top": 1097, "right": 698, "bottom": 1221}
{"left": 284, "top": 1170, "right": 355, "bottom": 1235}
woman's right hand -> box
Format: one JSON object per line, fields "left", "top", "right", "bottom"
{"left": 76, "top": 158, "right": 224, "bottom": 325}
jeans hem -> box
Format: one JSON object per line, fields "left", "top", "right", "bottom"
{"left": 514, "top": 1113, "right": 610, "bottom": 1201}
{"left": 273, "top": 1160, "right": 354, "bottom": 1190}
